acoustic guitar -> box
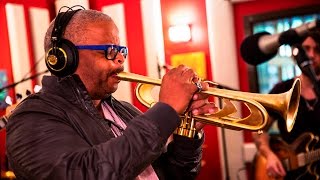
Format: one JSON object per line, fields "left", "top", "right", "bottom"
{"left": 0, "top": 102, "right": 18, "bottom": 131}
{"left": 253, "top": 133, "right": 320, "bottom": 180}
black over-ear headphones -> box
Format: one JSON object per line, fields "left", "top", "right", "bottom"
{"left": 45, "top": 6, "right": 84, "bottom": 77}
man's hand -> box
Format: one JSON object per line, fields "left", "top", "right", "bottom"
{"left": 266, "top": 152, "right": 286, "bottom": 178}
{"left": 189, "top": 88, "right": 218, "bottom": 131}
{"left": 159, "top": 65, "right": 200, "bottom": 114}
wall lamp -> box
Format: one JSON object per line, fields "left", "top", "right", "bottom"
{"left": 168, "top": 24, "right": 192, "bottom": 43}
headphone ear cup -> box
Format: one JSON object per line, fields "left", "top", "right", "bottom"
{"left": 46, "top": 39, "right": 79, "bottom": 77}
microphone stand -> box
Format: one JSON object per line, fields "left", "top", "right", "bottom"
{"left": 216, "top": 84, "right": 238, "bottom": 180}
{"left": 292, "top": 44, "right": 320, "bottom": 98}
{"left": 0, "top": 70, "right": 49, "bottom": 93}
{"left": 220, "top": 103, "right": 230, "bottom": 180}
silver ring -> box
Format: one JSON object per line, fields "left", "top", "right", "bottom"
{"left": 195, "top": 81, "right": 202, "bottom": 92}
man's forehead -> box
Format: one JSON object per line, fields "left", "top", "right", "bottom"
{"left": 84, "top": 21, "right": 119, "bottom": 44}
{"left": 303, "top": 37, "right": 318, "bottom": 45}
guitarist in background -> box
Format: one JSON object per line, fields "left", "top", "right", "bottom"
{"left": 253, "top": 29, "right": 320, "bottom": 179}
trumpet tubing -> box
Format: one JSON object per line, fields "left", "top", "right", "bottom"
{"left": 117, "top": 72, "right": 301, "bottom": 137}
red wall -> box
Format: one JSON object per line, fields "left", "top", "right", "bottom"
{"left": 0, "top": 0, "right": 55, "bottom": 174}
{"left": 0, "top": 2, "right": 11, "bottom": 172}
{"left": 0, "top": 1, "right": 14, "bottom": 100}
{"left": 160, "top": 0, "right": 221, "bottom": 180}
{"left": 1, "top": 1, "right": 222, "bottom": 178}
{"left": 1, "top": 0, "right": 148, "bottom": 110}
{"left": 233, "top": 0, "right": 320, "bottom": 143}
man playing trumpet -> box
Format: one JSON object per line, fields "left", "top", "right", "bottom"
{"left": 6, "top": 8, "right": 217, "bottom": 179}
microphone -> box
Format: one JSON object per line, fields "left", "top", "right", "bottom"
{"left": 292, "top": 44, "right": 320, "bottom": 97}
{"left": 240, "top": 19, "right": 320, "bottom": 65}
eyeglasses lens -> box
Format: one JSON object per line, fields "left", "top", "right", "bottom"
{"left": 120, "top": 48, "right": 127, "bottom": 58}
{"left": 106, "top": 47, "right": 118, "bottom": 60}
{"left": 106, "top": 46, "right": 128, "bottom": 60}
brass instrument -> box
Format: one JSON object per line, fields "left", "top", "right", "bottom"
{"left": 118, "top": 72, "right": 301, "bottom": 138}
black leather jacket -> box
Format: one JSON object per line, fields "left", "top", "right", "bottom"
{"left": 6, "top": 75, "right": 203, "bottom": 180}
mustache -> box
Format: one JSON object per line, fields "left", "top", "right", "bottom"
{"left": 110, "top": 66, "right": 124, "bottom": 75}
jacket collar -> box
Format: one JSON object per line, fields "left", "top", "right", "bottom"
{"left": 41, "top": 74, "right": 92, "bottom": 106}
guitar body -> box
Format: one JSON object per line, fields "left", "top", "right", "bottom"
{"left": 0, "top": 103, "right": 19, "bottom": 179}
{"left": 254, "top": 153, "right": 282, "bottom": 180}
{"left": 253, "top": 133, "right": 320, "bottom": 180}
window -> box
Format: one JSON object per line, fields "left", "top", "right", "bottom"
{"left": 244, "top": 5, "right": 320, "bottom": 94}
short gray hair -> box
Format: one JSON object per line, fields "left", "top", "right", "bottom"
{"left": 44, "top": 9, "right": 113, "bottom": 52}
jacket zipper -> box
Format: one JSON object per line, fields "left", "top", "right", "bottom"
{"left": 70, "top": 80, "right": 114, "bottom": 135}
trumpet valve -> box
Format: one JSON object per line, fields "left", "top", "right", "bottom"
{"left": 174, "top": 112, "right": 196, "bottom": 138}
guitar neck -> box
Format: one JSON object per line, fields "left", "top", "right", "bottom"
{"left": 304, "top": 148, "right": 320, "bottom": 165}
{"left": 0, "top": 115, "right": 8, "bottom": 130}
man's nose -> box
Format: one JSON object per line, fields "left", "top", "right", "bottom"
{"left": 114, "top": 54, "right": 125, "bottom": 64}
{"left": 307, "top": 49, "right": 316, "bottom": 60}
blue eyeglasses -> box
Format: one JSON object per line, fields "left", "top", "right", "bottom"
{"left": 75, "top": 45, "right": 128, "bottom": 60}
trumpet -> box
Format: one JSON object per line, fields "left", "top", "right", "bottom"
{"left": 118, "top": 72, "right": 301, "bottom": 138}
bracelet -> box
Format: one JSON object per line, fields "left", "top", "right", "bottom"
{"left": 194, "top": 130, "right": 204, "bottom": 139}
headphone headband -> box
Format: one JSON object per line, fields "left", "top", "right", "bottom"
{"left": 45, "top": 6, "right": 85, "bottom": 77}
{"left": 51, "top": 9, "right": 82, "bottom": 44}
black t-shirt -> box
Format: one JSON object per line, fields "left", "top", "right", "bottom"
{"left": 269, "top": 78, "right": 320, "bottom": 144}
